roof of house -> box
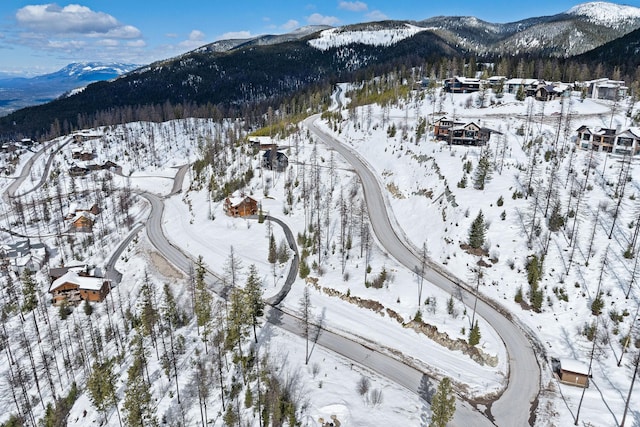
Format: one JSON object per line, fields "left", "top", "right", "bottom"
{"left": 49, "top": 270, "right": 106, "bottom": 292}
{"left": 616, "top": 128, "right": 640, "bottom": 139}
{"left": 505, "top": 78, "right": 539, "bottom": 85}
{"left": 454, "top": 76, "right": 480, "bottom": 84}
{"left": 559, "top": 358, "right": 590, "bottom": 375}
{"left": 227, "top": 195, "right": 257, "bottom": 208}
{"left": 71, "top": 211, "right": 95, "bottom": 223}
{"left": 248, "top": 136, "right": 275, "bottom": 146}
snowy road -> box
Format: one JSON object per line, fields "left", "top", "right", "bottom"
{"left": 4, "top": 136, "right": 72, "bottom": 201}
{"left": 305, "top": 114, "right": 542, "bottom": 427}
{"left": 142, "top": 165, "right": 492, "bottom": 425}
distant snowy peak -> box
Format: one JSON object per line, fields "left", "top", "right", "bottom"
{"left": 308, "top": 23, "right": 426, "bottom": 51}
{"left": 567, "top": 2, "right": 640, "bottom": 26}
{"left": 59, "top": 62, "right": 138, "bottom": 78}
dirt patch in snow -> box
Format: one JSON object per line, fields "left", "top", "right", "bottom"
{"left": 149, "top": 251, "right": 184, "bottom": 280}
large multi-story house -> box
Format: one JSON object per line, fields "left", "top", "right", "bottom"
{"left": 443, "top": 76, "right": 481, "bottom": 93}
{"left": 584, "top": 78, "right": 628, "bottom": 101}
{"left": 433, "top": 117, "right": 500, "bottom": 146}
{"left": 575, "top": 125, "right": 640, "bottom": 156}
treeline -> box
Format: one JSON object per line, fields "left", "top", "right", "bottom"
{"left": 2, "top": 26, "right": 640, "bottom": 141}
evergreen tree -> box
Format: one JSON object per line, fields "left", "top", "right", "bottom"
{"left": 547, "top": 201, "right": 564, "bottom": 232}
{"left": 268, "top": 233, "right": 277, "bottom": 264}
{"left": 194, "top": 256, "right": 213, "bottom": 339}
{"left": 277, "top": 239, "right": 290, "bottom": 264}
{"left": 123, "top": 335, "right": 157, "bottom": 427}
{"left": 516, "top": 84, "right": 526, "bottom": 101}
{"left": 21, "top": 269, "right": 38, "bottom": 313}
{"left": 430, "top": 377, "right": 456, "bottom": 427}
{"left": 244, "top": 264, "right": 265, "bottom": 343}
{"left": 473, "top": 148, "right": 492, "bottom": 190}
{"left": 225, "top": 286, "right": 250, "bottom": 356}
{"left": 87, "top": 359, "right": 120, "bottom": 425}
{"left": 468, "top": 320, "right": 481, "bottom": 346}
{"left": 139, "top": 272, "right": 159, "bottom": 347}
{"left": 527, "top": 254, "right": 544, "bottom": 312}
{"left": 468, "top": 211, "right": 486, "bottom": 249}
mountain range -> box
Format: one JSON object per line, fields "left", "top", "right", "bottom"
{"left": 2, "top": 1, "right": 640, "bottom": 139}
{"left": 0, "top": 62, "right": 138, "bottom": 116}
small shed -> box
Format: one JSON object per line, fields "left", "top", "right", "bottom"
{"left": 559, "top": 359, "right": 590, "bottom": 387}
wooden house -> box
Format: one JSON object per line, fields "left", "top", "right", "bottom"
{"left": 65, "top": 202, "right": 101, "bottom": 220}
{"left": 102, "top": 160, "right": 119, "bottom": 170}
{"left": 449, "top": 122, "right": 482, "bottom": 145}
{"left": 433, "top": 117, "right": 465, "bottom": 140}
{"left": 224, "top": 195, "right": 258, "bottom": 217}
{"left": 487, "top": 76, "right": 506, "bottom": 90}
{"left": 558, "top": 359, "right": 590, "bottom": 388}
{"left": 49, "top": 270, "right": 110, "bottom": 304}
{"left": 505, "top": 78, "right": 538, "bottom": 95}
{"left": 69, "top": 165, "right": 89, "bottom": 177}
{"left": 248, "top": 136, "right": 278, "bottom": 151}
{"left": 0, "top": 239, "right": 46, "bottom": 275}
{"left": 443, "top": 76, "right": 481, "bottom": 93}
{"left": 71, "top": 148, "right": 95, "bottom": 161}
{"left": 434, "top": 118, "right": 500, "bottom": 146}
{"left": 262, "top": 149, "right": 289, "bottom": 172}
{"left": 70, "top": 212, "right": 94, "bottom": 232}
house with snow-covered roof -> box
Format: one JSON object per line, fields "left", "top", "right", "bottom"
{"left": 70, "top": 211, "right": 95, "bottom": 232}
{"left": 0, "top": 239, "right": 46, "bottom": 275}
{"left": 223, "top": 194, "right": 258, "bottom": 217}
{"left": 505, "top": 78, "right": 540, "bottom": 95}
{"left": 48, "top": 270, "right": 110, "bottom": 304}
{"left": 434, "top": 118, "right": 501, "bottom": 146}
{"left": 443, "top": 76, "right": 481, "bottom": 93}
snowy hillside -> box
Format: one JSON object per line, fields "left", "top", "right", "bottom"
{"left": 568, "top": 1, "right": 640, "bottom": 26}
{"left": 308, "top": 23, "right": 427, "bottom": 50}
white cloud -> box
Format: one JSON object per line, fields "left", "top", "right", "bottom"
{"left": 218, "top": 30, "right": 252, "bottom": 40}
{"left": 281, "top": 20, "right": 300, "bottom": 31}
{"left": 366, "top": 10, "right": 388, "bottom": 21}
{"left": 96, "top": 39, "right": 119, "bottom": 47}
{"left": 46, "top": 39, "right": 86, "bottom": 50}
{"left": 177, "top": 30, "right": 207, "bottom": 50}
{"left": 307, "top": 13, "right": 340, "bottom": 26}
{"left": 165, "top": 33, "right": 178, "bottom": 39}
{"left": 126, "top": 39, "right": 146, "bottom": 48}
{"left": 188, "top": 30, "right": 205, "bottom": 41}
{"left": 339, "top": 1, "right": 368, "bottom": 12}
{"left": 16, "top": 4, "right": 141, "bottom": 39}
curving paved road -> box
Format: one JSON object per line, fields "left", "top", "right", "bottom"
{"left": 5, "top": 137, "right": 72, "bottom": 201}
{"left": 305, "top": 114, "right": 543, "bottom": 426}
{"left": 142, "top": 187, "right": 491, "bottom": 425}
{"left": 6, "top": 126, "right": 537, "bottom": 425}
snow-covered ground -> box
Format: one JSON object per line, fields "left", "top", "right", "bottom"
{"left": 2, "top": 81, "right": 640, "bottom": 426}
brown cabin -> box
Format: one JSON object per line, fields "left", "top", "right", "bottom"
{"left": 71, "top": 212, "right": 94, "bottom": 232}
{"left": 224, "top": 195, "right": 258, "bottom": 217}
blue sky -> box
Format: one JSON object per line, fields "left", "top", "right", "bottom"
{"left": 0, "top": 1, "right": 638, "bottom": 75}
